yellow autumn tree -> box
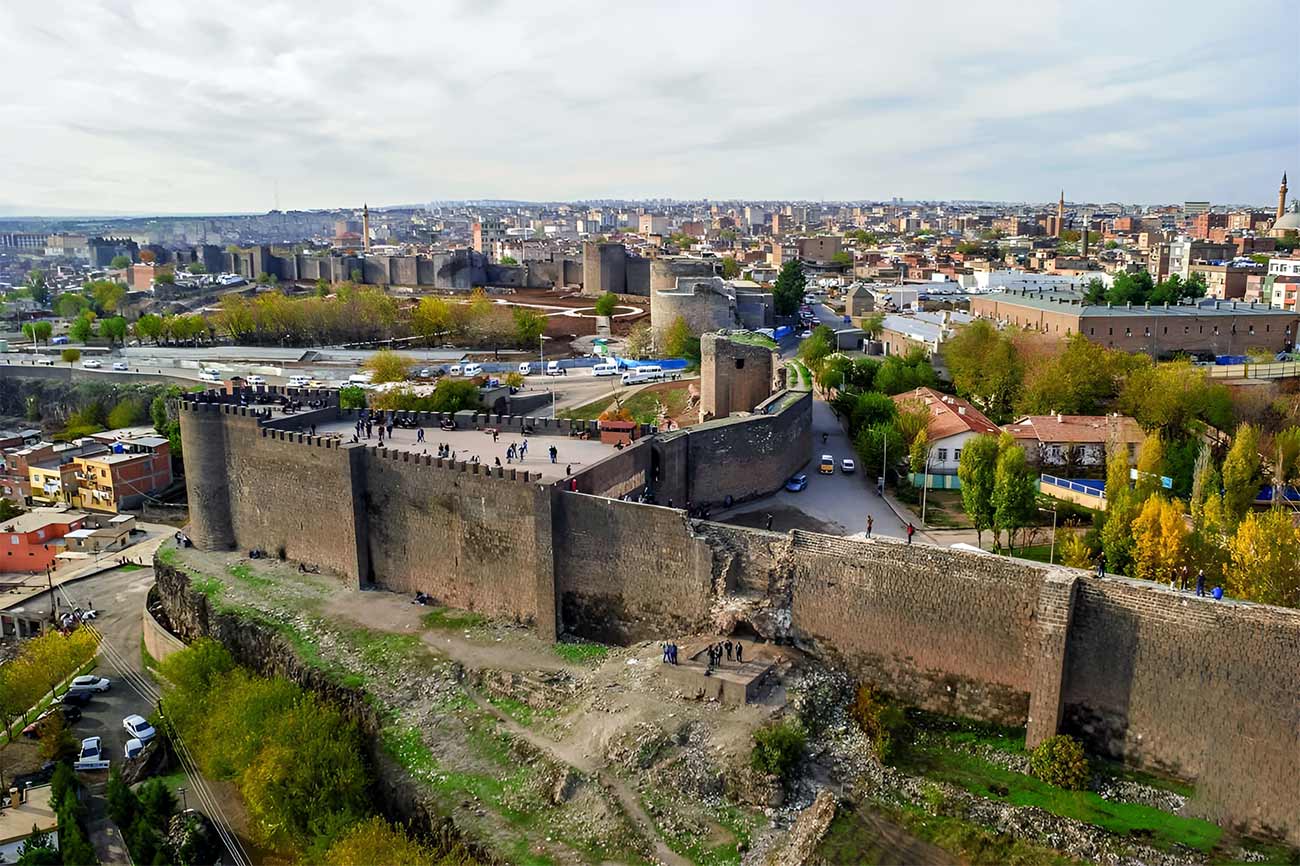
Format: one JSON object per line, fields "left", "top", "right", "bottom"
{"left": 1227, "top": 509, "right": 1300, "bottom": 608}
{"left": 1058, "top": 529, "right": 1093, "bottom": 569}
{"left": 324, "top": 816, "right": 447, "bottom": 866}
{"left": 1130, "top": 495, "right": 1188, "bottom": 586}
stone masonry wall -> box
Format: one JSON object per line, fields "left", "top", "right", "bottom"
{"left": 785, "top": 532, "right": 1041, "bottom": 725}
{"left": 552, "top": 492, "right": 714, "bottom": 644}
{"left": 361, "top": 450, "right": 553, "bottom": 635}
{"left": 1062, "top": 578, "right": 1300, "bottom": 843}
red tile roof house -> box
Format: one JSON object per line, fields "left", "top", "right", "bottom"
{"left": 891, "top": 387, "right": 1000, "bottom": 488}
{"left": 1002, "top": 413, "right": 1146, "bottom": 472}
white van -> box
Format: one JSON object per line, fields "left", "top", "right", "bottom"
{"left": 449, "top": 364, "right": 462, "bottom": 377}
{"left": 199, "top": 370, "right": 222, "bottom": 383}
{"left": 592, "top": 362, "right": 618, "bottom": 377}
{"left": 545, "top": 361, "right": 564, "bottom": 376}
{"left": 518, "top": 362, "right": 532, "bottom": 376}
{"left": 347, "top": 372, "right": 374, "bottom": 386}
{"left": 620, "top": 367, "right": 668, "bottom": 386}
{"left": 463, "top": 363, "right": 483, "bottom": 378}
{"left": 287, "top": 375, "right": 312, "bottom": 388}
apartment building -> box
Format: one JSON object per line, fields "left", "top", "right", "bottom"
{"left": 72, "top": 436, "right": 172, "bottom": 513}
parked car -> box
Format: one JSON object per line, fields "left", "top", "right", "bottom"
{"left": 841, "top": 458, "right": 856, "bottom": 474}
{"left": 198, "top": 370, "right": 222, "bottom": 383}
{"left": 124, "top": 738, "right": 145, "bottom": 760}
{"left": 122, "top": 714, "right": 156, "bottom": 743}
{"left": 70, "top": 675, "right": 111, "bottom": 692}
{"left": 798, "top": 330, "right": 813, "bottom": 339}
{"left": 818, "top": 454, "right": 835, "bottom": 475}
{"left": 74, "top": 736, "right": 109, "bottom": 770}
{"left": 82, "top": 359, "right": 102, "bottom": 369}
{"left": 112, "top": 361, "right": 128, "bottom": 371}
{"left": 417, "top": 368, "right": 432, "bottom": 378}
{"left": 57, "top": 690, "right": 92, "bottom": 707}
{"left": 246, "top": 375, "right": 266, "bottom": 385}
{"left": 785, "top": 473, "right": 808, "bottom": 492}
{"left": 518, "top": 362, "right": 532, "bottom": 376}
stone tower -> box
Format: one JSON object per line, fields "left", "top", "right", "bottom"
{"left": 1056, "top": 190, "right": 1065, "bottom": 238}
{"left": 699, "top": 333, "right": 775, "bottom": 423}
{"left": 1080, "top": 214, "right": 1089, "bottom": 257}
{"left": 1279, "top": 173, "right": 1289, "bottom": 222}
{"left": 362, "top": 203, "right": 372, "bottom": 252}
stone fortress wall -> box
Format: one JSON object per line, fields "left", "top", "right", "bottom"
{"left": 178, "top": 385, "right": 1300, "bottom": 845}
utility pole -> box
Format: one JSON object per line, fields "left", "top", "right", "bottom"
{"left": 1039, "top": 506, "right": 1058, "bottom": 565}
{"left": 46, "top": 565, "right": 55, "bottom": 622}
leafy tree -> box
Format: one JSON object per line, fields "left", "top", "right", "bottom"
{"left": 108, "top": 398, "right": 147, "bottom": 429}
{"left": 338, "top": 385, "right": 367, "bottom": 410}
{"left": 1018, "top": 334, "right": 1138, "bottom": 417}
{"left": 1030, "top": 735, "right": 1089, "bottom": 790}
{"left": 60, "top": 348, "right": 81, "bottom": 365}
{"left": 958, "top": 434, "right": 1000, "bottom": 547}
{"left": 830, "top": 250, "right": 853, "bottom": 267}
{"left": 667, "top": 231, "right": 695, "bottom": 249}
{"left": 1270, "top": 426, "right": 1300, "bottom": 505}
{"left": 772, "top": 259, "right": 806, "bottom": 316}
{"left": 854, "top": 421, "right": 902, "bottom": 484}
{"left": 362, "top": 350, "right": 411, "bottom": 384}
{"left": 992, "top": 438, "right": 1037, "bottom": 549}
{"left": 187, "top": 262, "right": 207, "bottom": 274}
{"left": 1221, "top": 423, "right": 1262, "bottom": 524}
{"left": 110, "top": 254, "right": 133, "bottom": 269}
{"left": 101, "top": 316, "right": 128, "bottom": 346}
{"left": 1101, "top": 445, "right": 1138, "bottom": 574}
{"left": 36, "top": 712, "right": 78, "bottom": 763}
{"left": 1059, "top": 527, "right": 1095, "bottom": 569}
{"left": 69, "top": 311, "right": 96, "bottom": 343}
{"left": 84, "top": 279, "right": 127, "bottom": 314}
{"left": 1131, "top": 495, "right": 1188, "bottom": 585}
{"left": 1133, "top": 432, "right": 1166, "bottom": 501}
{"left": 624, "top": 322, "right": 652, "bottom": 359}
{"left": 874, "top": 348, "right": 937, "bottom": 395}
{"left": 1082, "top": 278, "right": 1107, "bottom": 303}
{"left": 511, "top": 306, "right": 547, "bottom": 346}
{"left": 943, "top": 320, "right": 1022, "bottom": 420}
{"left": 15, "top": 828, "right": 59, "bottom": 865}
{"left": 412, "top": 296, "right": 453, "bottom": 344}
{"left": 720, "top": 256, "right": 740, "bottom": 279}
{"left": 498, "top": 254, "right": 519, "bottom": 266}
{"left": 750, "top": 720, "right": 806, "bottom": 784}
{"left": 908, "top": 429, "right": 929, "bottom": 474}
{"left": 593, "top": 292, "right": 618, "bottom": 317}
{"left": 55, "top": 293, "right": 88, "bottom": 318}
{"left": 797, "top": 326, "right": 836, "bottom": 373}
{"left": 155, "top": 270, "right": 176, "bottom": 285}
{"left": 24, "top": 269, "right": 49, "bottom": 307}
{"left": 324, "top": 816, "right": 441, "bottom": 866}
{"left": 135, "top": 313, "right": 164, "bottom": 343}
{"left": 139, "top": 250, "right": 156, "bottom": 264}
{"left": 846, "top": 391, "right": 895, "bottom": 437}
{"left": 1227, "top": 508, "right": 1300, "bottom": 607}
{"left": 662, "top": 315, "right": 700, "bottom": 362}
{"left": 1118, "top": 359, "right": 1232, "bottom": 439}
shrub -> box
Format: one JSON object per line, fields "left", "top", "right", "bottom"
{"left": 850, "top": 684, "right": 911, "bottom": 762}
{"left": 593, "top": 292, "right": 618, "bottom": 317}
{"left": 750, "top": 719, "right": 806, "bottom": 783}
{"left": 1029, "top": 734, "right": 1090, "bottom": 790}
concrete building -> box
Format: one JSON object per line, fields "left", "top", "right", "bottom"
{"left": 969, "top": 290, "right": 1299, "bottom": 356}
{"left": 1149, "top": 239, "right": 1236, "bottom": 282}
{"left": 1189, "top": 261, "right": 1264, "bottom": 300}
{"left": 0, "top": 509, "right": 90, "bottom": 573}
{"left": 471, "top": 218, "right": 505, "bottom": 256}
{"left": 797, "top": 236, "right": 843, "bottom": 265}
{"left": 637, "top": 215, "right": 669, "bottom": 237}
{"left": 699, "top": 334, "right": 775, "bottom": 422}
{"left": 891, "top": 387, "right": 999, "bottom": 484}
{"left": 72, "top": 436, "right": 172, "bottom": 513}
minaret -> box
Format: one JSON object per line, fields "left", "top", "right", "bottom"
{"left": 1279, "top": 173, "right": 1289, "bottom": 222}
{"left": 1080, "top": 214, "right": 1089, "bottom": 257}
{"left": 1056, "top": 190, "right": 1065, "bottom": 238}
{"left": 362, "top": 203, "right": 372, "bottom": 252}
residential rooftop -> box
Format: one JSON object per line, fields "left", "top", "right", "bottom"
{"left": 981, "top": 289, "right": 1294, "bottom": 317}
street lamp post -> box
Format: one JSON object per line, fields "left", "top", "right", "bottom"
{"left": 1039, "top": 506, "right": 1058, "bottom": 565}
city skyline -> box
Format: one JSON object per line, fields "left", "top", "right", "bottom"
{"left": 1, "top": 0, "right": 1296, "bottom": 215}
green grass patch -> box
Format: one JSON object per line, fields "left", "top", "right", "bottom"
{"left": 559, "top": 395, "right": 615, "bottom": 421}
{"left": 226, "top": 563, "right": 274, "bottom": 589}
{"left": 552, "top": 640, "right": 608, "bottom": 665}
{"left": 487, "top": 695, "right": 555, "bottom": 727}
{"left": 188, "top": 573, "right": 225, "bottom": 602}
{"left": 820, "top": 800, "right": 1080, "bottom": 866}
{"left": 140, "top": 636, "right": 161, "bottom": 674}
{"left": 896, "top": 741, "right": 1222, "bottom": 852}
{"left": 421, "top": 607, "right": 487, "bottom": 631}
{"left": 341, "top": 627, "right": 442, "bottom": 673}
{"left": 156, "top": 545, "right": 177, "bottom": 566}
{"left": 642, "top": 789, "right": 757, "bottom": 866}
{"left": 115, "top": 562, "right": 146, "bottom": 572}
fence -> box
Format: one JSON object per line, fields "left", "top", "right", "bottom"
{"left": 1040, "top": 475, "right": 1106, "bottom": 510}
{"left": 1205, "top": 361, "right": 1300, "bottom": 380}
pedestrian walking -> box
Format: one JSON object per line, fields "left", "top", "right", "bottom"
{"left": 549, "top": 445, "right": 558, "bottom": 463}
{"left": 765, "top": 513, "right": 774, "bottom": 531}
{"left": 735, "top": 643, "right": 743, "bottom": 663}
{"left": 565, "top": 464, "right": 572, "bottom": 475}
{"left": 906, "top": 522, "right": 915, "bottom": 544}
{"left": 866, "top": 515, "right": 873, "bottom": 538}
{"left": 493, "top": 431, "right": 499, "bottom": 443}
{"left": 520, "top": 440, "right": 528, "bottom": 458}
{"left": 1196, "top": 569, "right": 1206, "bottom": 597}
{"left": 724, "top": 641, "right": 733, "bottom": 661}
{"left": 417, "top": 428, "right": 425, "bottom": 443}
{"left": 670, "top": 643, "right": 678, "bottom": 665}
{"left": 662, "top": 643, "right": 670, "bottom": 663}
{"left": 1097, "top": 553, "right": 1106, "bottom": 579}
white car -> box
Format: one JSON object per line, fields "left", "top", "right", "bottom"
{"left": 798, "top": 330, "right": 813, "bottom": 339}
{"left": 199, "top": 370, "right": 222, "bottom": 383}
{"left": 70, "top": 675, "right": 111, "bottom": 692}
{"left": 123, "top": 714, "right": 156, "bottom": 743}
{"left": 246, "top": 375, "right": 266, "bottom": 385}
{"left": 112, "top": 362, "right": 128, "bottom": 371}
{"left": 82, "top": 359, "right": 102, "bottom": 369}
{"left": 841, "top": 458, "right": 856, "bottom": 474}
{"left": 124, "top": 738, "right": 145, "bottom": 760}
{"left": 74, "top": 736, "right": 110, "bottom": 770}
{"left": 518, "top": 362, "right": 532, "bottom": 376}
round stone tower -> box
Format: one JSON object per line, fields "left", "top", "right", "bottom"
{"left": 179, "top": 403, "right": 236, "bottom": 550}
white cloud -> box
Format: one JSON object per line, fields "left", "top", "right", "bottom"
{"left": 0, "top": 0, "right": 1294, "bottom": 213}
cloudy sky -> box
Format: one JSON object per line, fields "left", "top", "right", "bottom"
{"left": 1, "top": 0, "right": 1295, "bottom": 215}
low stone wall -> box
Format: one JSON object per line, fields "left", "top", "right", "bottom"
{"left": 142, "top": 600, "right": 187, "bottom": 663}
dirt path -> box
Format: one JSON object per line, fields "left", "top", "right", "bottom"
{"left": 467, "top": 689, "right": 689, "bottom": 866}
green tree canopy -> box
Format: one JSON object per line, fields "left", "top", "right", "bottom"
{"left": 958, "top": 434, "right": 1000, "bottom": 547}
{"left": 593, "top": 292, "right": 619, "bottom": 317}
{"left": 772, "top": 260, "right": 806, "bottom": 316}
{"left": 109, "top": 254, "right": 133, "bottom": 269}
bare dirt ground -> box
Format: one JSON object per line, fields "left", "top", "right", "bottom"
{"left": 167, "top": 545, "right": 794, "bottom": 866}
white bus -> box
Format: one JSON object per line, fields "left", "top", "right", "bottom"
{"left": 620, "top": 366, "right": 667, "bottom": 386}
{"left": 592, "top": 362, "right": 619, "bottom": 377}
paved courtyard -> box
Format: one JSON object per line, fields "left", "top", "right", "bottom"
{"left": 314, "top": 418, "right": 617, "bottom": 482}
